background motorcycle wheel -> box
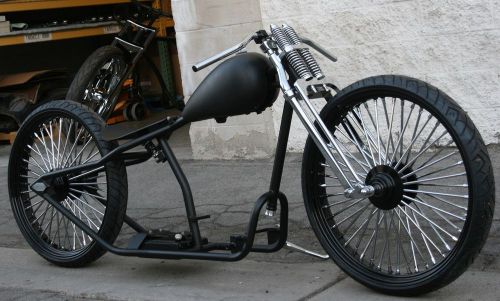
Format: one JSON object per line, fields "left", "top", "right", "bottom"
{"left": 8, "top": 100, "right": 128, "bottom": 267}
{"left": 66, "top": 46, "right": 127, "bottom": 119}
{"left": 302, "top": 75, "right": 494, "bottom": 295}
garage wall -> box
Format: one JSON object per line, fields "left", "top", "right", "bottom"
{"left": 173, "top": 0, "right": 500, "bottom": 159}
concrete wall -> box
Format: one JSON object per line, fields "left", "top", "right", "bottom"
{"left": 172, "top": 0, "right": 277, "bottom": 159}
{"left": 173, "top": 0, "right": 500, "bottom": 159}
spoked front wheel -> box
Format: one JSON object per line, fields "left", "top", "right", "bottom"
{"left": 8, "top": 100, "right": 128, "bottom": 267}
{"left": 302, "top": 75, "right": 494, "bottom": 295}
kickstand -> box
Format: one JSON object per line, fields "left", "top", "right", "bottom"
{"left": 285, "top": 241, "right": 329, "bottom": 259}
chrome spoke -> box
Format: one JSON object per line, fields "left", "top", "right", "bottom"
{"left": 413, "top": 202, "right": 452, "bottom": 251}
{"left": 403, "top": 172, "right": 467, "bottom": 185}
{"left": 400, "top": 151, "right": 459, "bottom": 179}
{"left": 399, "top": 128, "right": 447, "bottom": 174}
{"left": 353, "top": 108, "right": 377, "bottom": 166}
{"left": 396, "top": 207, "right": 426, "bottom": 272}
{"left": 336, "top": 122, "right": 373, "bottom": 168}
{"left": 328, "top": 198, "right": 366, "bottom": 218}
{"left": 67, "top": 195, "right": 100, "bottom": 230}
{"left": 389, "top": 103, "right": 415, "bottom": 163}
{"left": 374, "top": 99, "right": 382, "bottom": 165}
{"left": 395, "top": 111, "right": 431, "bottom": 167}
{"left": 415, "top": 196, "right": 464, "bottom": 231}
{"left": 403, "top": 195, "right": 465, "bottom": 221}
{"left": 28, "top": 144, "right": 50, "bottom": 172}
{"left": 68, "top": 166, "right": 105, "bottom": 181}
{"left": 344, "top": 207, "right": 378, "bottom": 247}
{"left": 59, "top": 119, "right": 74, "bottom": 168}
{"left": 359, "top": 211, "right": 383, "bottom": 261}
{"left": 333, "top": 202, "right": 370, "bottom": 230}
{"left": 68, "top": 188, "right": 107, "bottom": 201}
{"left": 401, "top": 202, "right": 459, "bottom": 241}
{"left": 404, "top": 189, "right": 468, "bottom": 200}
{"left": 412, "top": 209, "right": 436, "bottom": 265}
{"left": 68, "top": 192, "right": 104, "bottom": 217}
{"left": 382, "top": 98, "right": 396, "bottom": 164}
{"left": 398, "top": 205, "right": 445, "bottom": 257}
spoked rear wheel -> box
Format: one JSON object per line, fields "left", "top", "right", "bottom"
{"left": 302, "top": 75, "right": 494, "bottom": 295}
{"left": 8, "top": 100, "right": 127, "bottom": 267}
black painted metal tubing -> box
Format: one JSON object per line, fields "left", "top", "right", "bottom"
{"left": 33, "top": 189, "right": 289, "bottom": 261}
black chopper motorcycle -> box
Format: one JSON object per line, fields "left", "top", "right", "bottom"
{"left": 8, "top": 5, "right": 495, "bottom": 296}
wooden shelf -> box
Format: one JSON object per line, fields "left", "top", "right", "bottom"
{"left": 0, "top": 22, "right": 122, "bottom": 46}
{"left": 0, "top": 0, "right": 174, "bottom": 46}
{"left": 0, "top": 17, "right": 174, "bottom": 46}
{"left": 0, "top": 0, "right": 151, "bottom": 13}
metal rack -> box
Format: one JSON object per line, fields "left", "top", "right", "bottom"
{"left": 0, "top": 0, "right": 174, "bottom": 46}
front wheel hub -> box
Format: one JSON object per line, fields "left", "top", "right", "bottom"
{"left": 365, "top": 165, "right": 404, "bottom": 210}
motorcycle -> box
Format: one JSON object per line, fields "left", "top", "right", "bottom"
{"left": 8, "top": 9, "right": 495, "bottom": 296}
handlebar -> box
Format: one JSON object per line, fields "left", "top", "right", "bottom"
{"left": 191, "top": 30, "right": 338, "bottom": 73}
{"left": 130, "top": 0, "right": 173, "bottom": 18}
{"left": 192, "top": 34, "right": 257, "bottom": 72}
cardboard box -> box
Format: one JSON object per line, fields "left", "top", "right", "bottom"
{"left": 0, "top": 21, "right": 10, "bottom": 33}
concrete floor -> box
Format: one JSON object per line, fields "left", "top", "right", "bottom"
{"left": 0, "top": 143, "right": 498, "bottom": 301}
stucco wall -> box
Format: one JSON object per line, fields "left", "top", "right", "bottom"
{"left": 172, "top": 0, "right": 277, "bottom": 159}
{"left": 174, "top": 0, "right": 500, "bottom": 159}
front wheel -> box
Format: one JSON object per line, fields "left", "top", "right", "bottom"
{"left": 302, "top": 75, "right": 494, "bottom": 295}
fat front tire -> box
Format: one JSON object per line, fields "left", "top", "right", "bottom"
{"left": 9, "top": 100, "right": 128, "bottom": 267}
{"left": 302, "top": 75, "right": 494, "bottom": 295}
{"left": 66, "top": 46, "right": 127, "bottom": 118}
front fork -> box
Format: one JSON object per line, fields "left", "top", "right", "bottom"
{"left": 264, "top": 45, "right": 375, "bottom": 201}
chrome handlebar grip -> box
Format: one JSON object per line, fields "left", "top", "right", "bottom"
{"left": 192, "top": 34, "right": 257, "bottom": 72}
{"left": 282, "top": 24, "right": 324, "bottom": 80}
{"left": 270, "top": 24, "right": 313, "bottom": 81}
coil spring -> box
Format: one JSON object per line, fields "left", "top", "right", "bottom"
{"left": 270, "top": 24, "right": 312, "bottom": 80}
{"left": 283, "top": 24, "right": 324, "bottom": 79}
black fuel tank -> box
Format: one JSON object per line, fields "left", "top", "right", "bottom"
{"left": 182, "top": 53, "right": 279, "bottom": 123}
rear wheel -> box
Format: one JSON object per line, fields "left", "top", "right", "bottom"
{"left": 8, "top": 100, "right": 128, "bottom": 267}
{"left": 302, "top": 75, "right": 494, "bottom": 295}
{"left": 66, "top": 46, "right": 127, "bottom": 119}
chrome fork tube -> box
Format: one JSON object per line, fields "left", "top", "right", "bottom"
{"left": 265, "top": 47, "right": 374, "bottom": 196}
{"left": 285, "top": 93, "right": 353, "bottom": 188}
{"left": 267, "top": 51, "right": 354, "bottom": 189}
{"left": 293, "top": 82, "right": 363, "bottom": 184}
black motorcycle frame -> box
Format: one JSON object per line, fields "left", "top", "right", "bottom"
{"left": 29, "top": 93, "right": 297, "bottom": 262}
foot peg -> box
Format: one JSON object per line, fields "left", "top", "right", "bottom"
{"left": 285, "top": 241, "right": 329, "bottom": 259}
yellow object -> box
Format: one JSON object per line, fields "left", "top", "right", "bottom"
{"left": 0, "top": 0, "right": 150, "bottom": 13}
{"left": 0, "top": 0, "right": 174, "bottom": 46}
